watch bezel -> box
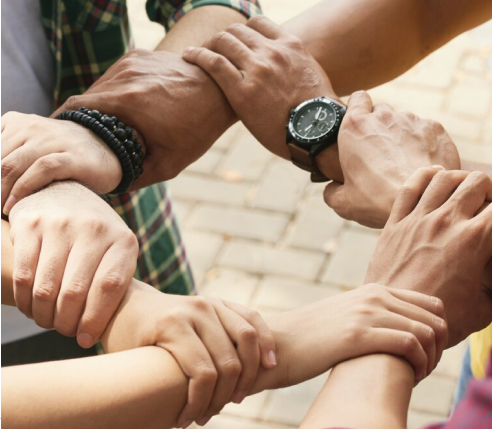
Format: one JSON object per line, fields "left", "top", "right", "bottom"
{"left": 288, "top": 97, "right": 342, "bottom": 145}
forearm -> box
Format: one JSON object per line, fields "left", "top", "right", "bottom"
{"left": 301, "top": 354, "right": 414, "bottom": 429}
{"left": 2, "top": 347, "right": 188, "bottom": 429}
{"left": 285, "top": 0, "right": 492, "bottom": 95}
{"left": 156, "top": 6, "right": 247, "bottom": 54}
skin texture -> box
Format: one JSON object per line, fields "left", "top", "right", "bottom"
{"left": 8, "top": 181, "right": 138, "bottom": 349}
{"left": 366, "top": 168, "right": 492, "bottom": 347}
{"left": 1, "top": 222, "right": 447, "bottom": 427}
{"left": 302, "top": 167, "right": 492, "bottom": 429}
{"left": 323, "top": 91, "right": 461, "bottom": 228}
{"left": 3, "top": 2, "right": 492, "bottom": 215}
{"left": 182, "top": 17, "right": 341, "bottom": 177}
{"left": 1, "top": 112, "right": 122, "bottom": 215}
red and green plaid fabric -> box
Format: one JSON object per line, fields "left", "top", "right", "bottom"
{"left": 38, "top": 0, "right": 261, "bottom": 295}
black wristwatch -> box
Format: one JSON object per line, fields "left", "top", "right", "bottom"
{"left": 286, "top": 96, "right": 346, "bottom": 182}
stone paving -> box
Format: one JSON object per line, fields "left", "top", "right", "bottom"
{"left": 128, "top": 1, "right": 492, "bottom": 427}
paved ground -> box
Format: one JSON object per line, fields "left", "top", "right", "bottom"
{"left": 128, "top": 1, "right": 492, "bottom": 427}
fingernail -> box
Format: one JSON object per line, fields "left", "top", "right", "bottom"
{"left": 196, "top": 417, "right": 211, "bottom": 426}
{"left": 3, "top": 195, "right": 17, "bottom": 215}
{"left": 181, "top": 420, "right": 192, "bottom": 428}
{"left": 182, "top": 47, "right": 194, "bottom": 56}
{"left": 431, "top": 165, "right": 445, "bottom": 170}
{"left": 232, "top": 390, "right": 246, "bottom": 404}
{"left": 268, "top": 350, "right": 277, "bottom": 366}
{"left": 77, "top": 333, "right": 94, "bottom": 349}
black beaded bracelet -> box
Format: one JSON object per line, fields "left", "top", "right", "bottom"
{"left": 55, "top": 107, "right": 145, "bottom": 194}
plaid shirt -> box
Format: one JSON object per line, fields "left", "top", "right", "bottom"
{"left": 38, "top": 0, "right": 261, "bottom": 296}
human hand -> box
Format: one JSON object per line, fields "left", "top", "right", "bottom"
{"left": 258, "top": 283, "right": 447, "bottom": 392}
{"left": 8, "top": 181, "right": 138, "bottom": 348}
{"left": 182, "top": 16, "right": 342, "bottom": 178}
{"left": 54, "top": 49, "right": 236, "bottom": 188}
{"left": 366, "top": 167, "right": 492, "bottom": 346}
{"left": 101, "top": 280, "right": 277, "bottom": 428}
{"left": 323, "top": 91, "right": 461, "bottom": 228}
{"left": 1, "top": 112, "right": 122, "bottom": 215}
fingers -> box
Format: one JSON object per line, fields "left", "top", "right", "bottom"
{"left": 369, "top": 327, "right": 429, "bottom": 381}
{"left": 209, "top": 303, "right": 259, "bottom": 407}
{"left": 323, "top": 181, "right": 349, "bottom": 218}
{"left": 386, "top": 291, "right": 448, "bottom": 373}
{"left": 31, "top": 235, "right": 71, "bottom": 329}
{"left": 1, "top": 146, "right": 40, "bottom": 212}
{"left": 52, "top": 240, "right": 106, "bottom": 337}
{"left": 194, "top": 308, "right": 241, "bottom": 424}
{"left": 346, "top": 91, "right": 374, "bottom": 116}
{"left": 4, "top": 153, "right": 75, "bottom": 215}
{"left": 372, "top": 102, "right": 395, "bottom": 112}
{"left": 75, "top": 236, "right": 137, "bottom": 348}
{"left": 387, "top": 166, "right": 443, "bottom": 224}
{"left": 445, "top": 171, "right": 492, "bottom": 218}
{"left": 246, "top": 16, "right": 284, "bottom": 40}
{"left": 182, "top": 47, "right": 243, "bottom": 93}
{"left": 225, "top": 22, "right": 266, "bottom": 49}
{"left": 168, "top": 325, "right": 218, "bottom": 429}
{"left": 416, "top": 170, "right": 469, "bottom": 214}
{"left": 389, "top": 288, "right": 448, "bottom": 362}
{"left": 222, "top": 300, "right": 277, "bottom": 369}
{"left": 202, "top": 32, "right": 253, "bottom": 70}
{"left": 11, "top": 229, "right": 41, "bottom": 318}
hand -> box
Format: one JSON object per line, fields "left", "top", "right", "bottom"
{"left": 365, "top": 167, "right": 492, "bottom": 346}
{"left": 182, "top": 16, "right": 342, "bottom": 178}
{"left": 8, "top": 181, "right": 138, "bottom": 348}
{"left": 323, "top": 91, "right": 461, "bottom": 228}
{"left": 54, "top": 49, "right": 236, "bottom": 188}
{"left": 101, "top": 280, "right": 277, "bottom": 428}
{"left": 1, "top": 112, "right": 122, "bottom": 215}
{"left": 258, "top": 283, "right": 447, "bottom": 392}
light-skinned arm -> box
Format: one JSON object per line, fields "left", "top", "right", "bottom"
{"left": 302, "top": 167, "right": 492, "bottom": 429}
{"left": 4, "top": 0, "right": 491, "bottom": 208}
{"left": 1, "top": 219, "right": 448, "bottom": 428}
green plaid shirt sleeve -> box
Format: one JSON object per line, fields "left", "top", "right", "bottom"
{"left": 146, "top": 0, "right": 262, "bottom": 31}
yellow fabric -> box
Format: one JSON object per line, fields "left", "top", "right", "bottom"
{"left": 470, "top": 323, "right": 492, "bottom": 379}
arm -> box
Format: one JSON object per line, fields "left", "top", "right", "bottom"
{"left": 155, "top": 5, "right": 248, "bottom": 54}
{"left": 301, "top": 355, "right": 413, "bottom": 429}
{"left": 2, "top": 347, "right": 188, "bottom": 429}
{"left": 1, "top": 218, "right": 446, "bottom": 427}
{"left": 302, "top": 168, "right": 492, "bottom": 429}
{"left": 286, "top": 0, "right": 492, "bottom": 96}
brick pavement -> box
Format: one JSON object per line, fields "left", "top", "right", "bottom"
{"left": 127, "top": 1, "right": 492, "bottom": 427}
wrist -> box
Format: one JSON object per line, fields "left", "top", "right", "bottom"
{"left": 64, "top": 120, "right": 123, "bottom": 193}
{"left": 100, "top": 279, "right": 156, "bottom": 352}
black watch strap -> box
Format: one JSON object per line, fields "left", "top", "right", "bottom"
{"left": 287, "top": 142, "right": 330, "bottom": 182}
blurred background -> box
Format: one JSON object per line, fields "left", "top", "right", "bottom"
{"left": 128, "top": 1, "right": 492, "bottom": 427}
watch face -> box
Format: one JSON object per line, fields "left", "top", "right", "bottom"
{"left": 292, "top": 100, "right": 338, "bottom": 143}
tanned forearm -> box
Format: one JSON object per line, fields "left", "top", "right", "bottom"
{"left": 155, "top": 6, "right": 247, "bottom": 54}
{"left": 301, "top": 354, "right": 414, "bottom": 429}
{"left": 286, "top": 0, "right": 492, "bottom": 95}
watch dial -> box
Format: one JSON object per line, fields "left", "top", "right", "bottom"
{"left": 293, "top": 102, "right": 337, "bottom": 140}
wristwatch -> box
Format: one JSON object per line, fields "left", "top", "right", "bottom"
{"left": 286, "top": 96, "right": 346, "bottom": 182}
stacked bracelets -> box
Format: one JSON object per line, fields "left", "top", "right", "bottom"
{"left": 55, "top": 107, "right": 145, "bottom": 193}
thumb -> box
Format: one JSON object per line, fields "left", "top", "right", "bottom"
{"left": 323, "top": 181, "right": 350, "bottom": 219}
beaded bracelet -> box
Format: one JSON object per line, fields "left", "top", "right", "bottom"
{"left": 55, "top": 107, "right": 145, "bottom": 194}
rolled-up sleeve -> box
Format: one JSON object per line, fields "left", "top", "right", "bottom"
{"left": 146, "top": 0, "right": 262, "bottom": 31}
